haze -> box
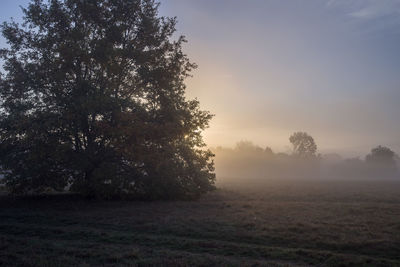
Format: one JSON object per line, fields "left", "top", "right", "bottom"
{"left": 159, "top": 0, "right": 400, "bottom": 157}
{"left": 1, "top": 1, "right": 400, "bottom": 265}
{"left": 2, "top": 0, "right": 400, "bottom": 157}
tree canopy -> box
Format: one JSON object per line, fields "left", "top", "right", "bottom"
{"left": 0, "top": 0, "right": 215, "bottom": 199}
{"left": 366, "top": 146, "right": 397, "bottom": 167}
{"left": 289, "top": 132, "right": 317, "bottom": 158}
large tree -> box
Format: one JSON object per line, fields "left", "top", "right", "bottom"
{"left": 0, "top": 0, "right": 215, "bottom": 199}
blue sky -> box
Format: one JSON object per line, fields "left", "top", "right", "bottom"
{"left": 1, "top": 0, "right": 400, "bottom": 156}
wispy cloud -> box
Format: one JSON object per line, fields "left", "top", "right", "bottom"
{"left": 326, "top": 0, "right": 400, "bottom": 19}
{"left": 349, "top": 0, "right": 400, "bottom": 19}
{"left": 325, "top": 0, "right": 400, "bottom": 36}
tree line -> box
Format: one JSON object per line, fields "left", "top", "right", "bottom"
{"left": 214, "top": 132, "right": 399, "bottom": 181}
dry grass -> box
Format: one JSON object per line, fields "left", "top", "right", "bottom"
{"left": 1, "top": 179, "right": 400, "bottom": 266}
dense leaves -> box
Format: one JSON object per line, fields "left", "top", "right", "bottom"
{"left": 0, "top": 0, "right": 215, "bottom": 199}
{"left": 289, "top": 132, "right": 317, "bottom": 158}
{"left": 365, "top": 145, "right": 397, "bottom": 177}
{"left": 366, "top": 146, "right": 396, "bottom": 165}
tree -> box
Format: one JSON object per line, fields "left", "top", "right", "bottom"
{"left": 0, "top": 0, "right": 215, "bottom": 199}
{"left": 366, "top": 146, "right": 397, "bottom": 174}
{"left": 235, "top": 141, "right": 263, "bottom": 153}
{"left": 289, "top": 132, "right": 317, "bottom": 158}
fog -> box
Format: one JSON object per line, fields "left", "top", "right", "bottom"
{"left": 213, "top": 139, "right": 400, "bottom": 184}
{"left": 157, "top": 0, "right": 400, "bottom": 155}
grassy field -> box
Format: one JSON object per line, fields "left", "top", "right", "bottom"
{"left": 1, "top": 179, "right": 400, "bottom": 266}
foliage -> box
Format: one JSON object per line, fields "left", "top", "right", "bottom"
{"left": 289, "top": 132, "right": 317, "bottom": 158}
{"left": 235, "top": 140, "right": 263, "bottom": 153}
{"left": 366, "top": 145, "right": 396, "bottom": 165}
{"left": 365, "top": 146, "right": 397, "bottom": 176}
{"left": 0, "top": 0, "right": 215, "bottom": 199}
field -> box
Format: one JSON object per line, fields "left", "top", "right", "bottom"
{"left": 1, "top": 179, "right": 400, "bottom": 266}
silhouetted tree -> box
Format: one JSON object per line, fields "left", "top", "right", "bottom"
{"left": 366, "top": 146, "right": 396, "bottom": 165}
{"left": 0, "top": 0, "right": 215, "bottom": 199}
{"left": 289, "top": 132, "right": 317, "bottom": 158}
{"left": 365, "top": 146, "right": 397, "bottom": 177}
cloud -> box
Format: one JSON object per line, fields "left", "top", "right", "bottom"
{"left": 326, "top": 0, "right": 400, "bottom": 20}
{"left": 348, "top": 0, "right": 400, "bottom": 19}
{"left": 325, "top": 0, "right": 400, "bottom": 37}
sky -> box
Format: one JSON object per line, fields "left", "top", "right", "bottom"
{"left": 1, "top": 0, "right": 400, "bottom": 157}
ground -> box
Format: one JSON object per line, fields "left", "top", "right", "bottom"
{"left": 1, "top": 179, "right": 400, "bottom": 266}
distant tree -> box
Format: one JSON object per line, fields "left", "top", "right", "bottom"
{"left": 366, "top": 146, "right": 397, "bottom": 170}
{"left": 235, "top": 141, "right": 263, "bottom": 153}
{"left": 289, "top": 132, "right": 317, "bottom": 158}
{"left": 0, "top": 0, "right": 215, "bottom": 199}
{"left": 264, "top": 146, "right": 274, "bottom": 155}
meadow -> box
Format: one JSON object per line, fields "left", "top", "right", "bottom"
{"left": 1, "top": 179, "right": 400, "bottom": 266}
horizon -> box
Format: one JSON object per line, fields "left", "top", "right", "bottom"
{"left": 1, "top": 2, "right": 400, "bottom": 265}
{"left": 209, "top": 139, "right": 398, "bottom": 160}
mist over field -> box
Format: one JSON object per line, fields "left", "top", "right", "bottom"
{"left": 213, "top": 139, "right": 400, "bottom": 184}
{"left": 1, "top": 0, "right": 400, "bottom": 266}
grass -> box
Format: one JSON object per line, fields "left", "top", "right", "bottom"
{"left": 1, "top": 179, "right": 400, "bottom": 266}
